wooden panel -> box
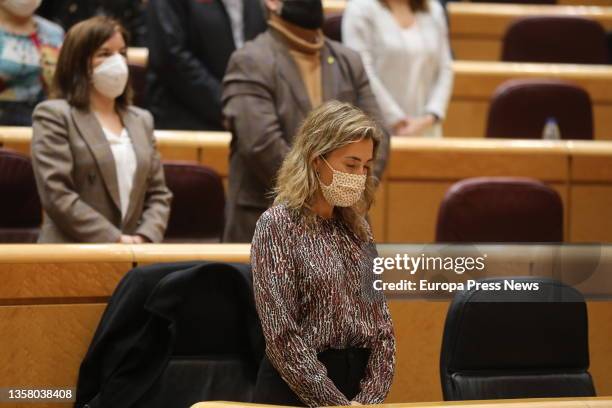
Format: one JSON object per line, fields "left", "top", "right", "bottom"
{"left": 370, "top": 181, "right": 387, "bottom": 242}
{"left": 4, "top": 125, "right": 612, "bottom": 243}
{"left": 588, "top": 302, "right": 612, "bottom": 396}
{"left": 388, "top": 138, "right": 568, "bottom": 181}
{"left": 0, "top": 245, "right": 133, "bottom": 303}
{"left": 387, "top": 181, "right": 568, "bottom": 243}
{"left": 449, "top": 62, "right": 612, "bottom": 140}
{"left": 157, "top": 145, "right": 200, "bottom": 162}
{"left": 446, "top": 101, "right": 612, "bottom": 140}
{"left": 1, "top": 140, "right": 30, "bottom": 155}
{"left": 450, "top": 38, "right": 500, "bottom": 62}
{"left": 448, "top": 3, "right": 612, "bottom": 61}
{"left": 0, "top": 304, "right": 106, "bottom": 408}
{"left": 0, "top": 263, "right": 129, "bottom": 304}
{"left": 386, "top": 300, "right": 448, "bottom": 403}
{"left": 0, "top": 244, "right": 133, "bottom": 263}
{"left": 132, "top": 243, "right": 251, "bottom": 264}
{"left": 0, "top": 244, "right": 133, "bottom": 264}
{"left": 0, "top": 127, "right": 231, "bottom": 176}
{"left": 385, "top": 300, "right": 612, "bottom": 404}
{"left": 453, "top": 62, "right": 612, "bottom": 103}
{"left": 570, "top": 185, "right": 612, "bottom": 243}
{"left": 0, "top": 247, "right": 609, "bottom": 406}
{"left": 444, "top": 100, "right": 488, "bottom": 139}
{"left": 0, "top": 298, "right": 608, "bottom": 407}
{"left": 387, "top": 181, "right": 450, "bottom": 242}
{"left": 200, "top": 144, "right": 230, "bottom": 178}
{"left": 449, "top": 3, "right": 612, "bottom": 36}
{"left": 570, "top": 140, "right": 612, "bottom": 182}
{"left": 593, "top": 105, "right": 612, "bottom": 141}
{"left": 551, "top": 183, "right": 571, "bottom": 243}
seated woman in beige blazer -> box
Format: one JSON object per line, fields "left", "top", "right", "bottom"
{"left": 31, "top": 16, "right": 172, "bottom": 243}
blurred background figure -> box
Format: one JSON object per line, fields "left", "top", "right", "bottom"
{"left": 343, "top": 0, "right": 453, "bottom": 137}
{"left": 0, "top": 0, "right": 63, "bottom": 125}
{"left": 145, "top": 0, "right": 267, "bottom": 130}
{"left": 31, "top": 16, "right": 171, "bottom": 243}
{"left": 221, "top": 0, "right": 390, "bottom": 243}
{"left": 38, "top": 0, "right": 148, "bottom": 46}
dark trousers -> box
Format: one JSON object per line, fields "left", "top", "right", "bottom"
{"left": 252, "top": 347, "right": 371, "bottom": 406}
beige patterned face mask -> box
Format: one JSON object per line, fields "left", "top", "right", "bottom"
{"left": 317, "top": 157, "right": 366, "bottom": 207}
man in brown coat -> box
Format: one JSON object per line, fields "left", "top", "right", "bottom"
{"left": 221, "top": 0, "right": 390, "bottom": 243}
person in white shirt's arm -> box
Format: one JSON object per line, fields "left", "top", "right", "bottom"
{"left": 342, "top": 0, "right": 454, "bottom": 137}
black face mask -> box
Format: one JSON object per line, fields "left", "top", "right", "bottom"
{"left": 279, "top": 0, "right": 324, "bottom": 30}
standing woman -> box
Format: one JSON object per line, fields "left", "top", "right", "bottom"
{"left": 251, "top": 101, "right": 395, "bottom": 407}
{"left": 0, "top": 0, "right": 63, "bottom": 125}
{"left": 343, "top": 0, "right": 453, "bottom": 137}
{"left": 31, "top": 16, "right": 172, "bottom": 243}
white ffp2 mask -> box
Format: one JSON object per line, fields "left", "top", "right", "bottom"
{"left": 1, "top": 0, "right": 41, "bottom": 17}
{"left": 317, "top": 157, "right": 367, "bottom": 207}
{"left": 92, "top": 53, "right": 129, "bottom": 99}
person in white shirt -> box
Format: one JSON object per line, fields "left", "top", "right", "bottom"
{"left": 343, "top": 0, "right": 454, "bottom": 137}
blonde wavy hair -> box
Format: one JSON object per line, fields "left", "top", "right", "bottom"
{"left": 273, "top": 101, "right": 382, "bottom": 241}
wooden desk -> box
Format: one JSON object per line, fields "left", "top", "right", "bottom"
{"left": 384, "top": 138, "right": 612, "bottom": 244}
{"left": 193, "top": 396, "right": 612, "bottom": 408}
{"left": 567, "top": 140, "right": 612, "bottom": 242}
{"left": 385, "top": 138, "right": 571, "bottom": 242}
{"left": 0, "top": 127, "right": 233, "bottom": 175}
{"left": 449, "top": 3, "right": 612, "bottom": 61}
{"left": 0, "top": 244, "right": 611, "bottom": 406}
{"left": 447, "top": 61, "right": 612, "bottom": 140}
{"left": 0, "top": 244, "right": 250, "bottom": 408}
{"left": 3, "top": 129, "right": 612, "bottom": 242}
{"left": 70, "top": 54, "right": 612, "bottom": 140}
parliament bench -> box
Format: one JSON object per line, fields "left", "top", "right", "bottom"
{"left": 122, "top": 53, "right": 612, "bottom": 140}
{"left": 448, "top": 61, "right": 612, "bottom": 140}
{"left": 3, "top": 129, "right": 612, "bottom": 243}
{"left": 0, "top": 244, "right": 611, "bottom": 407}
{"left": 448, "top": 3, "right": 612, "bottom": 61}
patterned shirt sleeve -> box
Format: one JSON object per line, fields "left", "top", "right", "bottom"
{"left": 251, "top": 211, "right": 351, "bottom": 407}
{"left": 353, "top": 298, "right": 396, "bottom": 404}
{"left": 353, "top": 217, "right": 396, "bottom": 404}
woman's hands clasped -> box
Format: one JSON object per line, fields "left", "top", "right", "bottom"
{"left": 392, "top": 114, "right": 437, "bottom": 136}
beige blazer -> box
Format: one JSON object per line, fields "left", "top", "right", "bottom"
{"left": 221, "top": 30, "right": 390, "bottom": 243}
{"left": 31, "top": 99, "right": 172, "bottom": 243}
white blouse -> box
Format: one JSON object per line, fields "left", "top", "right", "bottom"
{"left": 102, "top": 127, "right": 137, "bottom": 220}
{"left": 342, "top": 0, "right": 454, "bottom": 137}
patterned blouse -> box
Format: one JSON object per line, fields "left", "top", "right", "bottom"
{"left": 251, "top": 204, "right": 396, "bottom": 407}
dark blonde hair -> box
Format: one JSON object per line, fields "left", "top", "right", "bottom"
{"left": 52, "top": 16, "right": 133, "bottom": 110}
{"left": 273, "top": 101, "right": 382, "bottom": 241}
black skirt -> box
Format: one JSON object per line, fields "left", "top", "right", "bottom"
{"left": 252, "top": 347, "right": 371, "bottom": 406}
